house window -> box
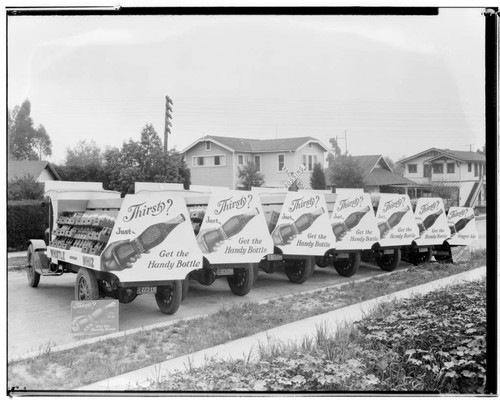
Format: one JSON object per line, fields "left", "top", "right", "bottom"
{"left": 193, "top": 155, "right": 226, "bottom": 167}
{"left": 468, "top": 163, "right": 472, "bottom": 172}
{"left": 278, "top": 154, "right": 285, "bottom": 171}
{"left": 205, "top": 141, "right": 211, "bottom": 151}
{"left": 423, "top": 164, "right": 431, "bottom": 178}
{"left": 302, "top": 154, "right": 317, "bottom": 171}
{"left": 447, "top": 163, "right": 455, "bottom": 174}
{"left": 408, "top": 164, "right": 417, "bottom": 173}
{"left": 474, "top": 163, "right": 478, "bottom": 177}
{"left": 432, "top": 164, "right": 443, "bottom": 174}
{"left": 254, "top": 155, "right": 261, "bottom": 172}
{"left": 238, "top": 155, "right": 244, "bottom": 165}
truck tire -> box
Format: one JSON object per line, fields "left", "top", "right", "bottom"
{"left": 227, "top": 264, "right": 254, "bottom": 296}
{"left": 27, "top": 244, "right": 41, "bottom": 288}
{"left": 285, "top": 257, "right": 314, "bottom": 284}
{"left": 75, "top": 268, "right": 100, "bottom": 300}
{"left": 334, "top": 252, "right": 360, "bottom": 277}
{"left": 155, "top": 281, "right": 182, "bottom": 315}
{"left": 376, "top": 249, "right": 401, "bottom": 272}
{"left": 315, "top": 255, "right": 330, "bottom": 268}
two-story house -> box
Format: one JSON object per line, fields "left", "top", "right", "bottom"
{"left": 397, "top": 148, "right": 486, "bottom": 208}
{"left": 181, "top": 135, "right": 329, "bottom": 189}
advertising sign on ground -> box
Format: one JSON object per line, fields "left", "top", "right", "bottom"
{"left": 413, "top": 197, "right": 451, "bottom": 246}
{"left": 375, "top": 194, "right": 419, "bottom": 247}
{"left": 329, "top": 192, "right": 379, "bottom": 250}
{"left": 271, "top": 192, "right": 335, "bottom": 256}
{"left": 71, "top": 299, "right": 118, "bottom": 335}
{"left": 197, "top": 190, "right": 273, "bottom": 264}
{"left": 446, "top": 207, "right": 479, "bottom": 246}
{"left": 101, "top": 192, "right": 202, "bottom": 281}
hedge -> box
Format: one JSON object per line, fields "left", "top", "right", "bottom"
{"left": 7, "top": 200, "right": 49, "bottom": 251}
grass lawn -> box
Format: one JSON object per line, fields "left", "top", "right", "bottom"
{"left": 8, "top": 249, "right": 486, "bottom": 391}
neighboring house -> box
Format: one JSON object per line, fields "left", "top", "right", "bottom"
{"left": 397, "top": 148, "right": 486, "bottom": 208}
{"left": 324, "top": 154, "right": 418, "bottom": 194}
{"left": 181, "top": 135, "right": 329, "bottom": 189}
{"left": 8, "top": 160, "right": 61, "bottom": 182}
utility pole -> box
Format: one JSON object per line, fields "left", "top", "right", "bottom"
{"left": 335, "top": 130, "right": 348, "bottom": 155}
{"left": 164, "top": 96, "right": 173, "bottom": 153}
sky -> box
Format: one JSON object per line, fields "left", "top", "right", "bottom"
{"left": 7, "top": 8, "right": 486, "bottom": 164}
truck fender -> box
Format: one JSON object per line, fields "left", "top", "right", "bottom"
{"left": 27, "top": 240, "right": 49, "bottom": 274}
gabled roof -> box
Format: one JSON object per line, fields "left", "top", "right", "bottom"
{"left": 398, "top": 148, "right": 485, "bottom": 164}
{"left": 182, "top": 135, "right": 329, "bottom": 154}
{"left": 8, "top": 160, "right": 61, "bottom": 181}
{"left": 350, "top": 155, "right": 393, "bottom": 175}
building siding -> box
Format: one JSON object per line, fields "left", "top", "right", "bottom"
{"left": 185, "top": 141, "right": 235, "bottom": 188}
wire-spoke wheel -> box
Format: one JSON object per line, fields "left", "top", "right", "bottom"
{"left": 285, "top": 257, "right": 314, "bottom": 284}
{"left": 75, "top": 268, "right": 100, "bottom": 300}
{"left": 376, "top": 249, "right": 401, "bottom": 272}
{"left": 155, "top": 281, "right": 182, "bottom": 314}
{"left": 333, "top": 252, "right": 360, "bottom": 277}
{"left": 227, "top": 264, "right": 254, "bottom": 296}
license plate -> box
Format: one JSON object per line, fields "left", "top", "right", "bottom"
{"left": 216, "top": 268, "right": 233, "bottom": 276}
{"left": 267, "top": 254, "right": 283, "bottom": 261}
{"left": 137, "top": 286, "right": 157, "bottom": 295}
{"left": 384, "top": 249, "right": 394, "bottom": 254}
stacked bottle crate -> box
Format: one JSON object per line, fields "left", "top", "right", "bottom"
{"left": 50, "top": 212, "right": 115, "bottom": 255}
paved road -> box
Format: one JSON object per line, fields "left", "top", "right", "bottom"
{"left": 8, "top": 219, "right": 486, "bottom": 360}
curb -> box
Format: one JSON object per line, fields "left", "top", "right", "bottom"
{"left": 78, "top": 266, "right": 486, "bottom": 391}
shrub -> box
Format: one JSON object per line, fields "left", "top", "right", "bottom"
{"left": 7, "top": 175, "right": 44, "bottom": 200}
{"left": 7, "top": 200, "right": 48, "bottom": 251}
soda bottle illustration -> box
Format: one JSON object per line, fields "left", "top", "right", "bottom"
{"left": 417, "top": 209, "right": 443, "bottom": 235}
{"left": 271, "top": 208, "right": 324, "bottom": 246}
{"left": 198, "top": 208, "right": 259, "bottom": 253}
{"left": 111, "top": 214, "right": 185, "bottom": 267}
{"left": 378, "top": 206, "right": 410, "bottom": 238}
{"left": 449, "top": 215, "right": 474, "bottom": 235}
{"left": 331, "top": 206, "right": 370, "bottom": 241}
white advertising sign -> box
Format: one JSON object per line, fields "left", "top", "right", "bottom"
{"left": 446, "top": 207, "right": 478, "bottom": 246}
{"left": 375, "top": 194, "right": 419, "bottom": 247}
{"left": 270, "top": 192, "right": 335, "bottom": 256}
{"left": 100, "top": 193, "right": 202, "bottom": 281}
{"left": 413, "top": 197, "right": 451, "bottom": 246}
{"left": 330, "top": 192, "right": 379, "bottom": 250}
{"left": 196, "top": 190, "right": 273, "bottom": 264}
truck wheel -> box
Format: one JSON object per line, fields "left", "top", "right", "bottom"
{"left": 410, "top": 247, "right": 433, "bottom": 265}
{"left": 376, "top": 249, "right": 401, "bottom": 272}
{"left": 155, "top": 281, "right": 182, "bottom": 315}
{"left": 27, "top": 245, "right": 41, "bottom": 288}
{"left": 181, "top": 279, "right": 189, "bottom": 301}
{"left": 75, "top": 268, "right": 100, "bottom": 300}
{"left": 285, "top": 257, "right": 314, "bottom": 284}
{"left": 227, "top": 264, "right": 254, "bottom": 296}
{"left": 315, "top": 255, "right": 330, "bottom": 268}
{"left": 334, "top": 253, "right": 360, "bottom": 277}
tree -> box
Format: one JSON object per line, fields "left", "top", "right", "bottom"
{"left": 65, "top": 140, "right": 103, "bottom": 168}
{"left": 237, "top": 162, "right": 265, "bottom": 190}
{"left": 8, "top": 175, "right": 44, "bottom": 200}
{"left": 328, "top": 155, "right": 364, "bottom": 189}
{"left": 8, "top": 99, "right": 52, "bottom": 160}
{"left": 326, "top": 137, "right": 343, "bottom": 168}
{"left": 310, "top": 163, "right": 326, "bottom": 190}
{"left": 104, "top": 124, "right": 191, "bottom": 195}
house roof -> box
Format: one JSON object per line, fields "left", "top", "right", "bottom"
{"left": 182, "top": 135, "right": 329, "bottom": 154}
{"left": 324, "top": 154, "right": 417, "bottom": 187}
{"left": 398, "top": 148, "right": 485, "bottom": 164}
{"left": 8, "top": 160, "right": 61, "bottom": 181}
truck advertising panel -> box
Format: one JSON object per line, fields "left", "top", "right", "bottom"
{"left": 196, "top": 190, "right": 273, "bottom": 264}
{"left": 446, "top": 207, "right": 479, "bottom": 246}
{"left": 270, "top": 192, "right": 335, "bottom": 256}
{"left": 330, "top": 192, "right": 379, "bottom": 250}
{"left": 413, "top": 197, "right": 451, "bottom": 246}
{"left": 101, "top": 192, "right": 202, "bottom": 281}
{"left": 375, "top": 194, "right": 419, "bottom": 247}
